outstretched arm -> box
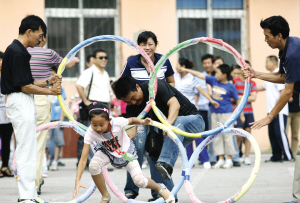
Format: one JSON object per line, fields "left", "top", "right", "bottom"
{"left": 243, "top": 66, "right": 285, "bottom": 84}
{"left": 178, "top": 67, "right": 206, "bottom": 80}
{"left": 196, "top": 86, "right": 219, "bottom": 109}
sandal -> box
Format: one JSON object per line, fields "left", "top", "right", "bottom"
{"left": 1, "top": 167, "right": 14, "bottom": 177}
{"left": 158, "top": 184, "right": 175, "bottom": 203}
{"left": 101, "top": 194, "right": 111, "bottom": 203}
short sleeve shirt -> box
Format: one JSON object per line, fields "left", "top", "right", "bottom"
{"left": 1, "top": 40, "right": 34, "bottom": 94}
{"left": 126, "top": 80, "right": 198, "bottom": 120}
{"left": 84, "top": 117, "right": 130, "bottom": 158}
{"left": 206, "top": 75, "right": 239, "bottom": 113}
{"left": 278, "top": 37, "right": 300, "bottom": 93}
{"left": 121, "top": 53, "right": 174, "bottom": 84}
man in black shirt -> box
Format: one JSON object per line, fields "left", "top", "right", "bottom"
{"left": 113, "top": 76, "right": 205, "bottom": 181}
{"left": 1, "top": 15, "right": 62, "bottom": 203}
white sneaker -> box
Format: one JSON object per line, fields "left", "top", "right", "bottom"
{"left": 203, "top": 161, "right": 211, "bottom": 169}
{"left": 142, "top": 162, "right": 148, "bottom": 169}
{"left": 239, "top": 157, "right": 244, "bottom": 163}
{"left": 212, "top": 159, "right": 224, "bottom": 169}
{"left": 244, "top": 157, "right": 251, "bottom": 165}
{"left": 50, "top": 161, "right": 58, "bottom": 171}
{"left": 222, "top": 159, "right": 233, "bottom": 169}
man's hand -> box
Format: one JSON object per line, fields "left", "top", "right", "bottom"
{"left": 250, "top": 115, "right": 273, "bottom": 130}
{"left": 50, "top": 83, "right": 62, "bottom": 95}
{"left": 49, "top": 74, "right": 62, "bottom": 85}
{"left": 243, "top": 65, "right": 255, "bottom": 78}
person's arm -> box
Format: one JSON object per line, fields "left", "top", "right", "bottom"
{"left": 166, "top": 96, "right": 180, "bottom": 125}
{"left": 166, "top": 75, "right": 175, "bottom": 87}
{"left": 76, "top": 84, "right": 92, "bottom": 106}
{"left": 238, "top": 91, "right": 257, "bottom": 102}
{"left": 235, "top": 98, "right": 245, "bottom": 123}
{"left": 196, "top": 86, "right": 219, "bottom": 109}
{"left": 194, "top": 94, "right": 199, "bottom": 110}
{"left": 251, "top": 82, "right": 294, "bottom": 130}
{"left": 33, "top": 74, "right": 62, "bottom": 88}
{"left": 128, "top": 117, "right": 151, "bottom": 125}
{"left": 65, "top": 57, "right": 80, "bottom": 69}
{"left": 256, "top": 85, "right": 265, "bottom": 91}
{"left": 21, "top": 83, "right": 62, "bottom": 95}
{"left": 73, "top": 143, "right": 89, "bottom": 198}
{"left": 243, "top": 66, "right": 285, "bottom": 84}
{"left": 178, "top": 67, "right": 206, "bottom": 80}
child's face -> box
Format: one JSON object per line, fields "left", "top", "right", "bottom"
{"left": 231, "top": 68, "right": 242, "bottom": 78}
{"left": 215, "top": 68, "right": 227, "bottom": 82}
{"left": 91, "top": 115, "right": 110, "bottom": 134}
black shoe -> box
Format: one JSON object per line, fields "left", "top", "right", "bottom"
{"left": 125, "top": 193, "right": 138, "bottom": 199}
{"left": 210, "top": 161, "right": 216, "bottom": 166}
{"left": 155, "top": 162, "right": 173, "bottom": 180}
{"left": 37, "top": 180, "right": 44, "bottom": 195}
{"left": 148, "top": 195, "right": 160, "bottom": 202}
{"left": 265, "top": 158, "right": 283, "bottom": 163}
{"left": 233, "top": 161, "right": 241, "bottom": 167}
{"left": 58, "top": 161, "right": 65, "bottom": 166}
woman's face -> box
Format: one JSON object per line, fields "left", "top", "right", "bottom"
{"left": 91, "top": 115, "right": 110, "bottom": 135}
{"left": 213, "top": 59, "right": 223, "bottom": 71}
{"left": 139, "top": 37, "right": 157, "bottom": 59}
{"left": 175, "top": 63, "right": 184, "bottom": 72}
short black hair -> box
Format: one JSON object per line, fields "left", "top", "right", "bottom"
{"left": 260, "top": 16, "right": 290, "bottom": 39}
{"left": 19, "top": 15, "right": 47, "bottom": 37}
{"left": 212, "top": 56, "right": 224, "bottom": 64}
{"left": 231, "top": 64, "right": 241, "bottom": 71}
{"left": 87, "top": 102, "right": 110, "bottom": 121}
{"left": 267, "top": 55, "right": 278, "bottom": 65}
{"left": 217, "top": 64, "right": 231, "bottom": 79}
{"left": 137, "top": 31, "right": 158, "bottom": 45}
{"left": 113, "top": 76, "right": 138, "bottom": 100}
{"left": 201, "top": 54, "right": 213, "bottom": 62}
{"left": 86, "top": 54, "right": 93, "bottom": 63}
{"left": 51, "top": 66, "right": 57, "bottom": 73}
{"left": 92, "top": 49, "right": 106, "bottom": 58}
{"left": 178, "top": 57, "right": 194, "bottom": 69}
{"left": 0, "top": 51, "right": 4, "bottom": 59}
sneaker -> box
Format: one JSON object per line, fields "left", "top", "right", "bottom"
{"left": 155, "top": 162, "right": 173, "bottom": 180}
{"left": 18, "top": 197, "right": 44, "bottom": 202}
{"left": 239, "top": 157, "right": 244, "bottom": 163}
{"left": 233, "top": 161, "right": 241, "bottom": 167}
{"left": 222, "top": 159, "right": 233, "bottom": 169}
{"left": 212, "top": 159, "right": 225, "bottom": 169}
{"left": 203, "top": 161, "right": 211, "bottom": 169}
{"left": 50, "top": 161, "right": 58, "bottom": 171}
{"left": 244, "top": 157, "right": 251, "bottom": 165}
{"left": 58, "top": 161, "right": 65, "bottom": 166}
{"left": 37, "top": 180, "right": 44, "bottom": 195}
{"left": 42, "top": 173, "right": 48, "bottom": 178}
{"left": 142, "top": 162, "right": 148, "bottom": 169}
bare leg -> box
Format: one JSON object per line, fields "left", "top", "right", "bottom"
{"left": 145, "top": 178, "right": 173, "bottom": 202}
{"left": 91, "top": 173, "right": 110, "bottom": 203}
{"left": 244, "top": 128, "right": 251, "bottom": 157}
{"left": 54, "top": 146, "right": 61, "bottom": 162}
{"left": 219, "top": 155, "right": 225, "bottom": 160}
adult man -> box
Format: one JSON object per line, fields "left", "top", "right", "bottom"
{"left": 1, "top": 15, "right": 62, "bottom": 203}
{"left": 28, "top": 34, "right": 79, "bottom": 195}
{"left": 76, "top": 49, "right": 112, "bottom": 167}
{"left": 113, "top": 76, "right": 205, "bottom": 198}
{"left": 243, "top": 16, "right": 300, "bottom": 203}
{"left": 257, "top": 56, "right": 293, "bottom": 162}
{"left": 86, "top": 54, "right": 93, "bottom": 68}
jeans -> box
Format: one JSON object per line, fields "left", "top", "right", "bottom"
{"left": 158, "top": 114, "right": 205, "bottom": 168}
{"left": 232, "top": 135, "right": 240, "bottom": 162}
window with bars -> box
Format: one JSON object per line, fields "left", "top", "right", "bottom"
{"left": 177, "top": 0, "right": 246, "bottom": 72}
{"left": 45, "top": 0, "right": 118, "bottom": 78}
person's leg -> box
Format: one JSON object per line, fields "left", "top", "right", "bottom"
{"left": 0, "top": 123, "right": 13, "bottom": 170}
{"left": 268, "top": 116, "right": 282, "bottom": 161}
{"left": 51, "top": 128, "right": 65, "bottom": 170}
{"left": 293, "top": 145, "right": 300, "bottom": 202}
{"left": 291, "top": 112, "right": 300, "bottom": 158}
{"left": 6, "top": 93, "right": 37, "bottom": 199}
{"left": 34, "top": 95, "right": 51, "bottom": 192}
{"left": 124, "top": 125, "right": 148, "bottom": 198}
{"left": 186, "top": 142, "right": 194, "bottom": 160}
{"left": 277, "top": 114, "right": 293, "bottom": 160}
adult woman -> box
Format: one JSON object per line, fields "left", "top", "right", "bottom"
{"left": 121, "top": 31, "right": 175, "bottom": 201}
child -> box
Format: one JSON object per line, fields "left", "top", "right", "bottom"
{"left": 178, "top": 64, "right": 245, "bottom": 169}
{"left": 72, "top": 102, "right": 174, "bottom": 203}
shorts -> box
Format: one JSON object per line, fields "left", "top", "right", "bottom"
{"left": 46, "top": 127, "right": 65, "bottom": 148}
{"left": 234, "top": 113, "right": 254, "bottom": 128}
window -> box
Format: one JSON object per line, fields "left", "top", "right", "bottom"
{"left": 177, "top": 0, "right": 246, "bottom": 72}
{"left": 45, "top": 0, "right": 119, "bottom": 78}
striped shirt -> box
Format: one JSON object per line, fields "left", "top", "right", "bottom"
{"left": 28, "top": 46, "right": 63, "bottom": 80}
{"left": 232, "top": 77, "right": 258, "bottom": 113}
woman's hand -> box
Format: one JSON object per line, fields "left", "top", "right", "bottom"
{"left": 73, "top": 180, "right": 85, "bottom": 198}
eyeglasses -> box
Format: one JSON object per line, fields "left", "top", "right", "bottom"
{"left": 98, "top": 56, "right": 108, "bottom": 60}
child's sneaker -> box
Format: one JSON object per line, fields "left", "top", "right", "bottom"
{"left": 212, "top": 159, "right": 225, "bottom": 169}
{"left": 222, "top": 159, "right": 233, "bottom": 169}
{"left": 203, "top": 161, "right": 211, "bottom": 169}
{"left": 244, "top": 157, "right": 251, "bottom": 165}
{"left": 50, "top": 161, "right": 58, "bottom": 171}
{"left": 18, "top": 197, "right": 44, "bottom": 202}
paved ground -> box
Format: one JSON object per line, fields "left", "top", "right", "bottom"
{"left": 1, "top": 153, "right": 295, "bottom": 203}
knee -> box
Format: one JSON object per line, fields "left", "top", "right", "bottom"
{"left": 89, "top": 160, "right": 102, "bottom": 176}
{"left": 132, "top": 173, "right": 148, "bottom": 188}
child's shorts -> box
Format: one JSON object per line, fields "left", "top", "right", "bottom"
{"left": 234, "top": 113, "right": 254, "bottom": 128}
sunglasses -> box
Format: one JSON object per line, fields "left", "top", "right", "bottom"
{"left": 98, "top": 56, "right": 108, "bottom": 60}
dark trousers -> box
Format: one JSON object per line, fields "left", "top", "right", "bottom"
{"left": 0, "top": 123, "right": 13, "bottom": 168}
{"left": 268, "top": 114, "right": 293, "bottom": 161}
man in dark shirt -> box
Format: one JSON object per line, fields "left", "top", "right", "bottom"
{"left": 243, "top": 16, "right": 300, "bottom": 203}
{"left": 1, "top": 15, "right": 62, "bottom": 203}
{"left": 113, "top": 76, "right": 205, "bottom": 182}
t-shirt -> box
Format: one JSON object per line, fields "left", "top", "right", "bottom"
{"left": 289, "top": 91, "right": 300, "bottom": 113}
{"left": 28, "top": 46, "right": 62, "bottom": 80}
{"left": 278, "top": 37, "right": 300, "bottom": 93}
{"left": 174, "top": 73, "right": 200, "bottom": 104}
{"left": 263, "top": 68, "right": 289, "bottom": 115}
{"left": 126, "top": 80, "right": 198, "bottom": 120}
{"left": 1, "top": 40, "right": 34, "bottom": 94}
{"left": 206, "top": 75, "right": 239, "bottom": 113}
{"left": 48, "top": 87, "right": 67, "bottom": 121}
{"left": 232, "top": 77, "right": 258, "bottom": 114}
{"left": 121, "top": 53, "right": 174, "bottom": 84}
{"left": 194, "top": 77, "right": 210, "bottom": 111}
{"left": 84, "top": 117, "right": 130, "bottom": 158}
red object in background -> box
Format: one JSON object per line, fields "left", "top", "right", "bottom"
{"left": 62, "top": 128, "right": 80, "bottom": 158}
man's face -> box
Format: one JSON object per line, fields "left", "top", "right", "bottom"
{"left": 28, "top": 27, "right": 44, "bottom": 48}
{"left": 94, "top": 52, "right": 108, "bottom": 68}
{"left": 121, "top": 85, "right": 143, "bottom": 105}
{"left": 202, "top": 58, "right": 213, "bottom": 73}
{"left": 263, "top": 28, "right": 280, "bottom": 49}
